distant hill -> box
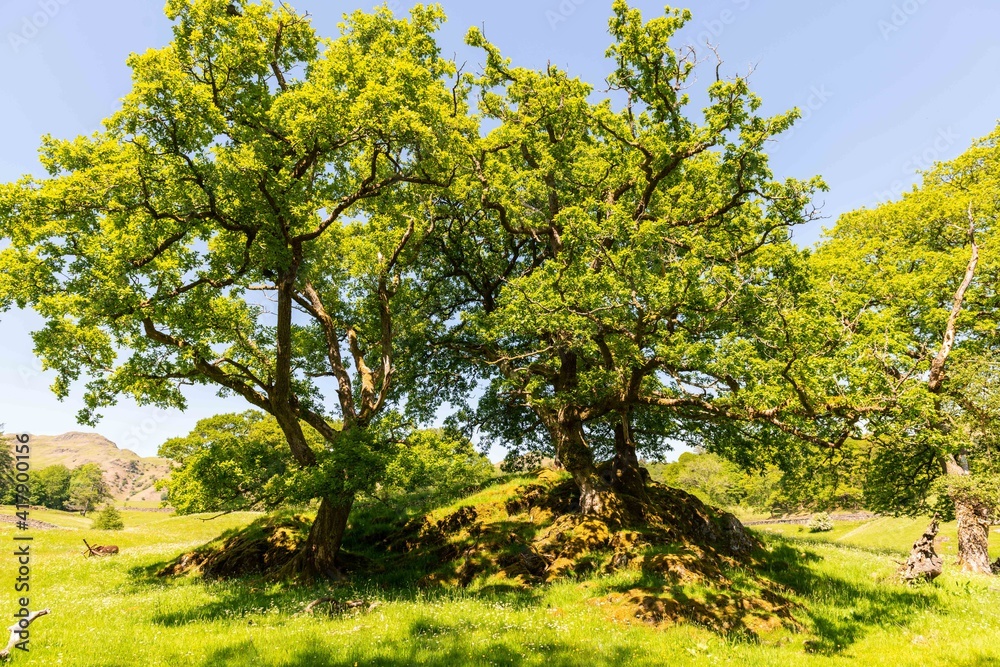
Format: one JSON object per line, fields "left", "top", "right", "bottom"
{"left": 5, "top": 432, "right": 172, "bottom": 502}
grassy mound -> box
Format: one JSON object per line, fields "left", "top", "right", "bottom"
{"left": 157, "top": 512, "right": 309, "bottom": 579}
{"left": 157, "top": 471, "right": 802, "bottom": 636}
{"left": 349, "top": 470, "right": 799, "bottom": 637}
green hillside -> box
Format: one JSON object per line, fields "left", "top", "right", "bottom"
{"left": 6, "top": 432, "right": 172, "bottom": 502}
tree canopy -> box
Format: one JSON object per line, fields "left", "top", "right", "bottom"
{"left": 427, "top": 1, "right": 822, "bottom": 514}
{"left": 0, "top": 0, "right": 468, "bottom": 577}
{"left": 1, "top": 0, "right": 998, "bottom": 579}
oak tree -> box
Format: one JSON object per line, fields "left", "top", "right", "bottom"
{"left": 0, "top": 0, "right": 465, "bottom": 577}
{"left": 428, "top": 2, "right": 822, "bottom": 516}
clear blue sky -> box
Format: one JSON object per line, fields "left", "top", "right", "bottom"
{"left": 1, "top": 0, "right": 999, "bottom": 458}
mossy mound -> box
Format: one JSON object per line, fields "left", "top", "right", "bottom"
{"left": 370, "top": 470, "right": 798, "bottom": 637}
{"left": 158, "top": 512, "right": 309, "bottom": 579}
{"left": 159, "top": 471, "right": 799, "bottom": 636}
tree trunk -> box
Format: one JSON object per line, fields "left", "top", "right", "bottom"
{"left": 543, "top": 409, "right": 642, "bottom": 522}
{"left": 945, "top": 456, "right": 993, "bottom": 575}
{"left": 282, "top": 495, "right": 353, "bottom": 580}
{"left": 898, "top": 516, "right": 943, "bottom": 582}
{"left": 955, "top": 496, "right": 993, "bottom": 575}
{"left": 611, "top": 415, "right": 647, "bottom": 498}
{"left": 547, "top": 410, "right": 612, "bottom": 516}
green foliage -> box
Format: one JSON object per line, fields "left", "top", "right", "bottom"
{"left": 158, "top": 411, "right": 299, "bottom": 514}
{"left": 652, "top": 452, "right": 748, "bottom": 507}
{"left": 380, "top": 429, "right": 494, "bottom": 500}
{"left": 91, "top": 504, "right": 125, "bottom": 530}
{"left": 650, "top": 450, "right": 865, "bottom": 514}
{"left": 807, "top": 124, "right": 1000, "bottom": 514}
{"left": 807, "top": 512, "right": 833, "bottom": 532}
{"left": 0, "top": 0, "right": 469, "bottom": 558}
{"left": 931, "top": 473, "right": 1000, "bottom": 521}
{"left": 430, "top": 1, "right": 824, "bottom": 488}
{"left": 162, "top": 410, "right": 494, "bottom": 514}
{"left": 30, "top": 464, "right": 72, "bottom": 509}
{"left": 68, "top": 463, "right": 108, "bottom": 514}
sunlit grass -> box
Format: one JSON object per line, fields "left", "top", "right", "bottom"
{"left": 1, "top": 503, "right": 998, "bottom": 665}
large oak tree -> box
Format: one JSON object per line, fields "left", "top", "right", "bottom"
{"left": 809, "top": 126, "right": 1000, "bottom": 572}
{"left": 426, "top": 2, "right": 824, "bottom": 516}
{"left": 0, "top": 0, "right": 466, "bottom": 577}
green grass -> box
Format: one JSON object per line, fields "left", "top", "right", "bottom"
{"left": 755, "top": 515, "right": 1000, "bottom": 561}
{"left": 2, "top": 504, "right": 1000, "bottom": 665}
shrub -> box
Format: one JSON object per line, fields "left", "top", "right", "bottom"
{"left": 92, "top": 504, "right": 124, "bottom": 531}
{"left": 807, "top": 512, "right": 833, "bottom": 532}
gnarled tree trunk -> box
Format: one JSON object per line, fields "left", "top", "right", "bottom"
{"left": 545, "top": 408, "right": 648, "bottom": 522}
{"left": 611, "top": 413, "right": 648, "bottom": 499}
{"left": 544, "top": 408, "right": 615, "bottom": 516}
{"left": 282, "top": 495, "right": 354, "bottom": 580}
{"left": 945, "top": 456, "right": 993, "bottom": 575}
{"left": 899, "top": 516, "right": 943, "bottom": 582}
{"left": 954, "top": 498, "right": 992, "bottom": 574}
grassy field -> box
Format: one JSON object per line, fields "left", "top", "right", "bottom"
{"left": 2, "top": 498, "right": 999, "bottom": 666}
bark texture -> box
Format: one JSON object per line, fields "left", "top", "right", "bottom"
{"left": 281, "top": 496, "right": 353, "bottom": 580}
{"left": 898, "top": 516, "right": 943, "bottom": 583}
{"left": 944, "top": 456, "right": 994, "bottom": 575}
{"left": 611, "top": 417, "right": 649, "bottom": 499}
{"left": 954, "top": 496, "right": 993, "bottom": 575}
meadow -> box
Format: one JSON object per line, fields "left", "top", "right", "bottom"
{"left": 2, "top": 488, "right": 999, "bottom": 667}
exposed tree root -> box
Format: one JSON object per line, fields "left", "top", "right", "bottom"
{"left": 158, "top": 513, "right": 310, "bottom": 579}
{"left": 898, "top": 516, "right": 943, "bottom": 583}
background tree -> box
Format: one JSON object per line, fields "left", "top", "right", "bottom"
{"left": 807, "top": 125, "right": 1000, "bottom": 572}
{"left": 428, "top": 1, "right": 822, "bottom": 516}
{"left": 378, "top": 428, "right": 495, "bottom": 503}
{"left": 161, "top": 411, "right": 494, "bottom": 516}
{"left": 30, "top": 464, "right": 72, "bottom": 509}
{"left": 0, "top": 0, "right": 466, "bottom": 577}
{"left": 92, "top": 504, "right": 125, "bottom": 531}
{"left": 157, "top": 410, "right": 301, "bottom": 515}
{"left": 68, "top": 463, "right": 109, "bottom": 516}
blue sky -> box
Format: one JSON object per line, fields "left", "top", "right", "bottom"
{"left": 1, "top": 0, "right": 999, "bottom": 458}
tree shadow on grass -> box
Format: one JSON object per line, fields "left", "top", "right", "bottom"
{"left": 758, "top": 538, "right": 940, "bottom": 655}
{"left": 589, "top": 536, "right": 942, "bottom": 656}
{"left": 195, "top": 630, "right": 639, "bottom": 667}
{"left": 135, "top": 564, "right": 543, "bottom": 628}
